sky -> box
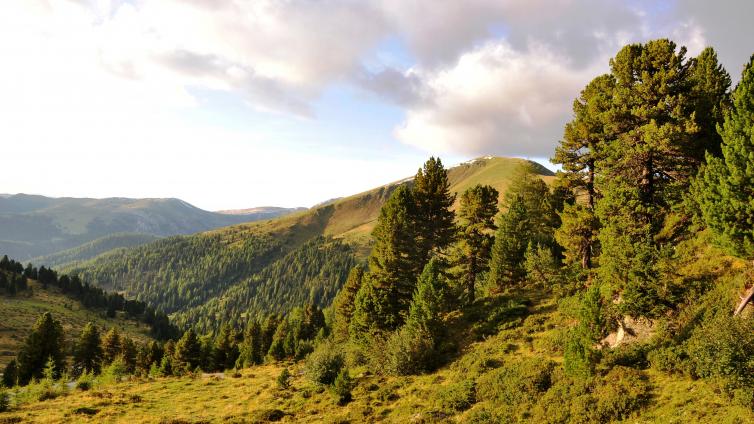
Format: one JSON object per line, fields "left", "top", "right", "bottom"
{"left": 1, "top": 1, "right": 753, "bottom": 210}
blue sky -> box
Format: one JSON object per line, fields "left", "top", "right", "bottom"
{"left": 1, "top": 0, "right": 752, "bottom": 210}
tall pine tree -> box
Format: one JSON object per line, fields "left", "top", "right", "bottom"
{"left": 16, "top": 312, "right": 65, "bottom": 384}
{"left": 73, "top": 322, "right": 103, "bottom": 375}
{"left": 693, "top": 55, "right": 754, "bottom": 315}
{"left": 457, "top": 184, "right": 499, "bottom": 303}
{"left": 413, "top": 157, "right": 457, "bottom": 264}
{"left": 332, "top": 265, "right": 364, "bottom": 342}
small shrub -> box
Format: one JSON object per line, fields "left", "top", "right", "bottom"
{"left": 276, "top": 368, "right": 291, "bottom": 390}
{"left": 465, "top": 407, "right": 497, "bottom": 424}
{"left": 0, "top": 389, "right": 9, "bottom": 412}
{"left": 76, "top": 370, "right": 95, "bottom": 391}
{"left": 435, "top": 379, "right": 476, "bottom": 413}
{"left": 305, "top": 342, "right": 344, "bottom": 386}
{"left": 250, "top": 408, "right": 286, "bottom": 422}
{"left": 384, "top": 325, "right": 435, "bottom": 376}
{"left": 589, "top": 366, "right": 651, "bottom": 422}
{"left": 686, "top": 314, "right": 754, "bottom": 388}
{"left": 98, "top": 357, "right": 128, "bottom": 385}
{"left": 332, "top": 368, "right": 353, "bottom": 405}
{"left": 599, "top": 343, "right": 649, "bottom": 370}
{"left": 563, "top": 328, "right": 599, "bottom": 378}
{"left": 647, "top": 344, "right": 689, "bottom": 375}
{"left": 72, "top": 406, "right": 99, "bottom": 416}
{"left": 476, "top": 357, "right": 555, "bottom": 407}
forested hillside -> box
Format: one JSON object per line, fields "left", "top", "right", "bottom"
{"left": 0, "top": 194, "right": 301, "bottom": 260}
{"left": 66, "top": 157, "right": 551, "bottom": 331}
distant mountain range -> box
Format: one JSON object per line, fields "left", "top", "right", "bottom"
{"left": 0, "top": 194, "right": 303, "bottom": 261}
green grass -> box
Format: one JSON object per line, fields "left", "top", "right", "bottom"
{"left": 3, "top": 280, "right": 751, "bottom": 422}
{"left": 0, "top": 280, "right": 154, "bottom": 369}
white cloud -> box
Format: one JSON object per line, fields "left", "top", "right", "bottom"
{"left": 394, "top": 42, "right": 604, "bottom": 157}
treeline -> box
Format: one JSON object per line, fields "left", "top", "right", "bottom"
{"left": 172, "top": 237, "right": 356, "bottom": 332}
{"left": 2, "top": 303, "right": 328, "bottom": 388}
{"left": 0, "top": 255, "right": 177, "bottom": 339}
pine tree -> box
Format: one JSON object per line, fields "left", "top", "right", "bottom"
{"left": 596, "top": 40, "right": 708, "bottom": 317}
{"left": 693, "top": 55, "right": 754, "bottom": 314}
{"left": 101, "top": 328, "right": 121, "bottom": 365}
{"left": 413, "top": 157, "right": 457, "bottom": 263}
{"left": 212, "top": 324, "right": 239, "bottom": 371}
{"left": 689, "top": 47, "right": 732, "bottom": 160}
{"left": 237, "top": 320, "right": 263, "bottom": 367}
{"left": 174, "top": 329, "right": 202, "bottom": 373}
{"left": 16, "top": 312, "right": 65, "bottom": 384}
{"left": 457, "top": 184, "right": 499, "bottom": 303}
{"left": 552, "top": 75, "right": 615, "bottom": 269}
{"left": 406, "top": 258, "right": 447, "bottom": 337}
{"left": 120, "top": 336, "right": 137, "bottom": 373}
{"left": 2, "top": 359, "right": 17, "bottom": 388}
{"left": 332, "top": 265, "right": 364, "bottom": 342}
{"left": 363, "top": 185, "right": 422, "bottom": 331}
{"left": 73, "top": 322, "right": 103, "bottom": 375}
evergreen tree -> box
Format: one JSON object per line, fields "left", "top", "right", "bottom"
{"left": 2, "top": 360, "right": 17, "bottom": 388}
{"left": 552, "top": 75, "right": 615, "bottom": 269}
{"left": 101, "top": 327, "right": 122, "bottom": 365}
{"left": 488, "top": 196, "right": 531, "bottom": 288}
{"left": 689, "top": 47, "right": 732, "bottom": 159}
{"left": 120, "top": 336, "right": 137, "bottom": 373}
{"left": 362, "top": 185, "right": 422, "bottom": 331}
{"left": 73, "top": 322, "right": 103, "bottom": 375}
{"left": 174, "top": 329, "right": 202, "bottom": 373}
{"left": 457, "top": 184, "right": 499, "bottom": 303}
{"left": 413, "top": 157, "right": 457, "bottom": 263}
{"left": 212, "top": 324, "right": 239, "bottom": 371}
{"left": 596, "top": 40, "right": 708, "bottom": 317}
{"left": 693, "top": 55, "right": 754, "bottom": 314}
{"left": 332, "top": 265, "right": 364, "bottom": 342}
{"left": 488, "top": 166, "right": 558, "bottom": 289}
{"left": 16, "top": 312, "right": 65, "bottom": 384}
{"left": 237, "top": 320, "right": 263, "bottom": 367}
{"left": 406, "top": 258, "right": 447, "bottom": 337}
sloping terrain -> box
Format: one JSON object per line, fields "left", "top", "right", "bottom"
{"left": 0, "top": 280, "right": 155, "bottom": 369}
{"left": 66, "top": 157, "right": 553, "bottom": 329}
{"left": 0, "top": 194, "right": 302, "bottom": 260}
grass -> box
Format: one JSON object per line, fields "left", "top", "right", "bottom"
{"left": 0, "top": 280, "right": 154, "bottom": 369}
{"left": 3, "top": 283, "right": 751, "bottom": 423}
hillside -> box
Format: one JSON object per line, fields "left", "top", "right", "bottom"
{"left": 0, "top": 279, "right": 155, "bottom": 369}
{"left": 4, "top": 246, "right": 752, "bottom": 423}
{"left": 66, "top": 157, "right": 552, "bottom": 330}
{"left": 0, "top": 194, "right": 302, "bottom": 260}
{"left": 30, "top": 233, "right": 159, "bottom": 268}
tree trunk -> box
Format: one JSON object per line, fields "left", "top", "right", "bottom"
{"left": 733, "top": 261, "right": 754, "bottom": 316}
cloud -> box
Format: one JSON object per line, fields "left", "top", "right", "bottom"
{"left": 394, "top": 42, "right": 603, "bottom": 157}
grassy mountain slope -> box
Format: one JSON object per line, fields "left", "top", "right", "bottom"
{"left": 0, "top": 280, "right": 154, "bottom": 369}
{"left": 66, "top": 157, "right": 552, "bottom": 328}
{"left": 0, "top": 194, "right": 302, "bottom": 260}
{"left": 4, "top": 253, "right": 751, "bottom": 422}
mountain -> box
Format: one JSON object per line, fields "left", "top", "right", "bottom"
{"left": 30, "top": 233, "right": 160, "bottom": 268}
{"left": 65, "top": 157, "right": 554, "bottom": 331}
{"left": 0, "top": 194, "right": 301, "bottom": 260}
{"left": 216, "top": 206, "right": 307, "bottom": 216}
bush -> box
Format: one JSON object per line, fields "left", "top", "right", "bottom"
{"left": 332, "top": 368, "right": 353, "bottom": 405}
{"left": 686, "top": 314, "right": 754, "bottom": 388}
{"left": 98, "top": 357, "right": 128, "bottom": 385}
{"left": 383, "top": 325, "right": 435, "bottom": 376}
{"left": 599, "top": 343, "right": 649, "bottom": 370}
{"left": 588, "top": 366, "right": 651, "bottom": 422}
{"left": 305, "top": 342, "right": 344, "bottom": 386}
{"left": 0, "top": 388, "right": 9, "bottom": 412}
{"left": 276, "top": 368, "right": 291, "bottom": 390}
{"left": 647, "top": 344, "right": 689, "bottom": 375}
{"left": 476, "top": 357, "right": 555, "bottom": 407}
{"left": 563, "top": 328, "right": 599, "bottom": 378}
{"left": 435, "top": 379, "right": 476, "bottom": 413}
{"left": 76, "top": 370, "right": 95, "bottom": 391}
